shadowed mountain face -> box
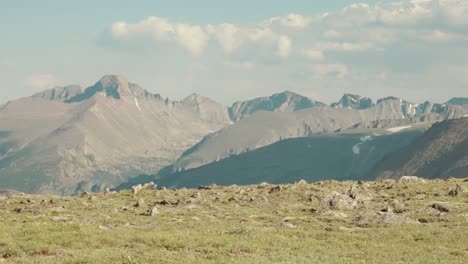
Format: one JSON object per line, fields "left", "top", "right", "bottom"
{"left": 169, "top": 97, "right": 468, "bottom": 173}
{"left": 156, "top": 126, "right": 428, "bottom": 188}
{"left": 0, "top": 75, "right": 231, "bottom": 195}
{"left": 369, "top": 117, "right": 468, "bottom": 180}
{"left": 446, "top": 97, "right": 468, "bottom": 106}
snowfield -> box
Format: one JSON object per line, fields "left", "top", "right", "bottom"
{"left": 387, "top": 125, "right": 412, "bottom": 133}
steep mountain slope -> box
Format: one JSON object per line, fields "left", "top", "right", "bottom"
{"left": 369, "top": 117, "right": 468, "bottom": 179}
{"left": 0, "top": 75, "right": 231, "bottom": 194}
{"left": 228, "top": 91, "right": 325, "bottom": 121}
{"left": 169, "top": 97, "right": 468, "bottom": 173}
{"left": 157, "top": 125, "right": 428, "bottom": 188}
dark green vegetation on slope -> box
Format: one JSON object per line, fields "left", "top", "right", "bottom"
{"left": 157, "top": 128, "right": 426, "bottom": 188}
{"left": 1, "top": 178, "right": 467, "bottom": 263}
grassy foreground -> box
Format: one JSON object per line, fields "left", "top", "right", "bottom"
{"left": 1, "top": 178, "right": 467, "bottom": 263}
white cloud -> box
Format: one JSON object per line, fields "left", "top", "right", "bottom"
{"left": 24, "top": 74, "right": 56, "bottom": 90}
{"left": 310, "top": 64, "right": 349, "bottom": 79}
{"left": 264, "top": 13, "right": 312, "bottom": 28}
{"left": 110, "top": 17, "right": 209, "bottom": 56}
{"left": 277, "top": 36, "right": 292, "bottom": 59}
{"left": 302, "top": 49, "right": 324, "bottom": 61}
{"left": 104, "top": 0, "right": 468, "bottom": 102}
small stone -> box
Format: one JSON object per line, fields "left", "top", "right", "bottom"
{"left": 320, "top": 191, "right": 357, "bottom": 210}
{"left": 89, "top": 196, "right": 97, "bottom": 201}
{"left": 143, "top": 182, "right": 157, "bottom": 190}
{"left": 228, "top": 197, "right": 238, "bottom": 202}
{"left": 268, "top": 185, "right": 282, "bottom": 194}
{"left": 197, "top": 185, "right": 211, "bottom": 190}
{"left": 104, "top": 188, "right": 110, "bottom": 194}
{"left": 347, "top": 184, "right": 359, "bottom": 199}
{"left": 398, "top": 176, "right": 427, "bottom": 184}
{"left": 448, "top": 184, "right": 466, "bottom": 197}
{"left": 191, "top": 192, "right": 201, "bottom": 199}
{"left": 149, "top": 206, "right": 159, "bottom": 216}
{"left": 282, "top": 222, "right": 297, "bottom": 229}
{"left": 296, "top": 179, "right": 308, "bottom": 185}
{"left": 431, "top": 203, "right": 449, "bottom": 213}
{"left": 135, "top": 199, "right": 145, "bottom": 207}
{"left": 50, "top": 216, "right": 69, "bottom": 222}
{"left": 131, "top": 184, "right": 143, "bottom": 195}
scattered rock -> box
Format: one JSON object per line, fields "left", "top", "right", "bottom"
{"left": 268, "top": 186, "right": 282, "bottom": 194}
{"left": 197, "top": 185, "right": 211, "bottom": 190}
{"left": 431, "top": 203, "right": 449, "bottom": 213}
{"left": 50, "top": 206, "right": 65, "bottom": 213}
{"left": 50, "top": 216, "right": 69, "bottom": 222}
{"left": 257, "top": 182, "right": 270, "bottom": 189}
{"left": 347, "top": 184, "right": 359, "bottom": 199}
{"left": 131, "top": 184, "right": 143, "bottom": 195}
{"left": 383, "top": 199, "right": 405, "bottom": 213}
{"left": 143, "top": 182, "right": 157, "bottom": 190}
{"left": 320, "top": 192, "right": 357, "bottom": 210}
{"left": 374, "top": 212, "right": 418, "bottom": 225}
{"left": 149, "top": 206, "right": 159, "bottom": 216}
{"left": 281, "top": 222, "right": 297, "bottom": 229}
{"left": 398, "top": 176, "right": 427, "bottom": 184}
{"left": 135, "top": 199, "right": 145, "bottom": 207}
{"left": 88, "top": 196, "right": 97, "bottom": 201}
{"left": 191, "top": 192, "right": 201, "bottom": 199}
{"left": 104, "top": 188, "right": 110, "bottom": 194}
{"left": 448, "top": 185, "right": 466, "bottom": 197}
{"left": 228, "top": 197, "right": 238, "bottom": 203}
{"left": 413, "top": 193, "right": 427, "bottom": 200}
{"left": 296, "top": 179, "right": 308, "bottom": 185}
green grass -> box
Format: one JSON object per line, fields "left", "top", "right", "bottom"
{"left": 1, "top": 178, "right": 467, "bottom": 263}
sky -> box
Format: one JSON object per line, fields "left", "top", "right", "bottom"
{"left": 1, "top": 0, "right": 468, "bottom": 105}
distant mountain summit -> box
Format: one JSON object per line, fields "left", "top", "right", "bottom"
{"left": 33, "top": 85, "right": 83, "bottom": 101}
{"left": 1, "top": 76, "right": 467, "bottom": 194}
{"left": 446, "top": 97, "right": 468, "bottom": 106}
{"left": 228, "top": 91, "right": 325, "bottom": 121}
{"left": 332, "top": 94, "right": 374, "bottom": 109}
{"left": 64, "top": 75, "right": 161, "bottom": 103}
{"left": 0, "top": 75, "right": 230, "bottom": 195}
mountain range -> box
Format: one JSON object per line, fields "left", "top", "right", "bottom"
{"left": 1, "top": 75, "right": 468, "bottom": 194}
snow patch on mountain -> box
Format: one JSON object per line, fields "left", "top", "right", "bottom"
{"left": 134, "top": 97, "right": 142, "bottom": 111}
{"left": 387, "top": 126, "right": 412, "bottom": 133}
{"left": 352, "top": 135, "right": 373, "bottom": 155}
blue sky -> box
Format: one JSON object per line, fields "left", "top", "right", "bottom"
{"left": 1, "top": 0, "right": 468, "bottom": 105}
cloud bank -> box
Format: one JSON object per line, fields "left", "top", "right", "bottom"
{"left": 104, "top": 0, "right": 468, "bottom": 102}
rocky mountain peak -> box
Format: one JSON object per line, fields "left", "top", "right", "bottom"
{"left": 332, "top": 94, "right": 374, "bottom": 109}
{"left": 32, "top": 85, "right": 83, "bottom": 101}
{"left": 229, "top": 91, "right": 324, "bottom": 121}
{"left": 64, "top": 75, "right": 154, "bottom": 103}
